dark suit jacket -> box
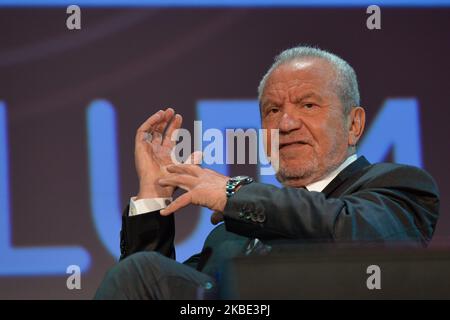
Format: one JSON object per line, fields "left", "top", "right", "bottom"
{"left": 119, "top": 156, "right": 440, "bottom": 277}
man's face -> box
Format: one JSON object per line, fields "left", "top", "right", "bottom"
{"left": 260, "top": 58, "right": 351, "bottom": 188}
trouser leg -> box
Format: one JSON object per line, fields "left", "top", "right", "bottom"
{"left": 94, "top": 251, "right": 215, "bottom": 300}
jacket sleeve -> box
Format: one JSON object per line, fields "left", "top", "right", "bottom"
{"left": 119, "top": 206, "right": 206, "bottom": 270}
{"left": 119, "top": 206, "right": 176, "bottom": 261}
{"left": 223, "top": 166, "right": 440, "bottom": 245}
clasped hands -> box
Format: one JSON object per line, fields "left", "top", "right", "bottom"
{"left": 135, "top": 107, "right": 229, "bottom": 225}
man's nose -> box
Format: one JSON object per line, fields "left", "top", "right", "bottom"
{"left": 278, "top": 111, "right": 302, "bottom": 134}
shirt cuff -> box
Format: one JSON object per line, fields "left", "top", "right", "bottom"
{"left": 129, "top": 196, "right": 173, "bottom": 216}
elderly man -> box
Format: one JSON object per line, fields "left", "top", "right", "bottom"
{"left": 95, "top": 46, "right": 439, "bottom": 300}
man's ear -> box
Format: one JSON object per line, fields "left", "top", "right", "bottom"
{"left": 348, "top": 106, "right": 366, "bottom": 147}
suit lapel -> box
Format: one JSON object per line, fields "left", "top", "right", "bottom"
{"left": 321, "top": 156, "right": 371, "bottom": 197}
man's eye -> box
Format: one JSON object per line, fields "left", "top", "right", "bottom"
{"left": 266, "top": 107, "right": 279, "bottom": 115}
{"left": 303, "top": 103, "right": 316, "bottom": 109}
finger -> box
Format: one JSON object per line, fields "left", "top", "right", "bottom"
{"left": 184, "top": 151, "right": 203, "bottom": 165}
{"left": 154, "top": 108, "right": 175, "bottom": 134}
{"left": 153, "top": 108, "right": 175, "bottom": 144}
{"left": 163, "top": 113, "right": 183, "bottom": 147}
{"left": 158, "top": 174, "right": 195, "bottom": 190}
{"left": 166, "top": 164, "right": 201, "bottom": 176}
{"left": 137, "top": 110, "right": 164, "bottom": 134}
{"left": 135, "top": 110, "right": 164, "bottom": 146}
{"left": 164, "top": 107, "right": 175, "bottom": 120}
{"left": 155, "top": 108, "right": 175, "bottom": 133}
{"left": 151, "top": 130, "right": 163, "bottom": 145}
{"left": 210, "top": 211, "right": 224, "bottom": 225}
{"left": 160, "top": 192, "right": 192, "bottom": 215}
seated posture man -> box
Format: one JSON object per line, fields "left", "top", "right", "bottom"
{"left": 95, "top": 46, "right": 440, "bottom": 300}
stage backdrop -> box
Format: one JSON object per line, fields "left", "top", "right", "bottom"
{"left": 0, "top": 1, "right": 449, "bottom": 299}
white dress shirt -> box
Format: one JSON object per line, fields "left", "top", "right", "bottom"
{"left": 305, "top": 154, "right": 358, "bottom": 192}
{"left": 128, "top": 154, "right": 358, "bottom": 216}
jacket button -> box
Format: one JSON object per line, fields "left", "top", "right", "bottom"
{"left": 256, "top": 212, "right": 266, "bottom": 223}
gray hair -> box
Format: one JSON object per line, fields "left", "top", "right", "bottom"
{"left": 258, "top": 46, "right": 360, "bottom": 115}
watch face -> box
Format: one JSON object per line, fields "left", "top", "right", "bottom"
{"left": 232, "top": 175, "right": 249, "bottom": 182}
{"left": 231, "top": 176, "right": 253, "bottom": 184}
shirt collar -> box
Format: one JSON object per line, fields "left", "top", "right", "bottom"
{"left": 306, "top": 154, "right": 358, "bottom": 192}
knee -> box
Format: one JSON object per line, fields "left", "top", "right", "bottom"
{"left": 94, "top": 251, "right": 164, "bottom": 299}
{"left": 108, "top": 251, "right": 164, "bottom": 282}
{"left": 123, "top": 251, "right": 163, "bottom": 267}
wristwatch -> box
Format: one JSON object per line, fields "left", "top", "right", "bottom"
{"left": 226, "top": 176, "right": 254, "bottom": 198}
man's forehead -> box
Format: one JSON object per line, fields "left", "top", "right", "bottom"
{"left": 268, "top": 58, "right": 336, "bottom": 83}
{"left": 262, "top": 58, "right": 337, "bottom": 98}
